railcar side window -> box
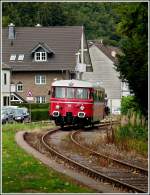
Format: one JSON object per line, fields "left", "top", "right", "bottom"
{"left": 66, "top": 88, "right": 75, "bottom": 98}
{"left": 76, "top": 88, "right": 89, "bottom": 99}
{"left": 55, "top": 87, "right": 65, "bottom": 98}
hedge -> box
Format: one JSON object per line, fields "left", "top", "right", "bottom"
{"left": 31, "top": 109, "right": 49, "bottom": 121}
{"left": 11, "top": 103, "right": 50, "bottom": 121}
{"left": 11, "top": 103, "right": 50, "bottom": 110}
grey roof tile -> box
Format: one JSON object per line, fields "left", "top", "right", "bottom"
{"left": 2, "top": 26, "right": 83, "bottom": 71}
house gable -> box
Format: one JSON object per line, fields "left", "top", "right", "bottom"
{"left": 31, "top": 42, "right": 54, "bottom": 54}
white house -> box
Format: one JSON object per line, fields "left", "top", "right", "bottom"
{"left": 121, "top": 82, "right": 131, "bottom": 97}
{"left": 83, "top": 42, "right": 130, "bottom": 114}
{"left": 2, "top": 63, "right": 11, "bottom": 106}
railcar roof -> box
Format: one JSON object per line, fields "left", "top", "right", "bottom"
{"left": 51, "top": 79, "right": 104, "bottom": 90}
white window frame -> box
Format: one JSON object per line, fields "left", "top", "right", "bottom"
{"left": 35, "top": 75, "right": 46, "bottom": 85}
{"left": 10, "top": 54, "right": 16, "bottom": 61}
{"left": 17, "top": 83, "right": 23, "bottom": 92}
{"left": 35, "top": 96, "right": 46, "bottom": 103}
{"left": 35, "top": 52, "right": 47, "bottom": 62}
{"left": 18, "top": 54, "right": 24, "bottom": 61}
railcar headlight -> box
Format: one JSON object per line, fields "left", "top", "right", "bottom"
{"left": 80, "top": 105, "right": 85, "bottom": 111}
{"left": 56, "top": 105, "right": 60, "bottom": 109}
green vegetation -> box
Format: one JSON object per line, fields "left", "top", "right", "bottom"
{"left": 31, "top": 109, "right": 49, "bottom": 121}
{"left": 115, "top": 95, "right": 148, "bottom": 156}
{"left": 2, "top": 123, "right": 93, "bottom": 193}
{"left": 12, "top": 103, "right": 50, "bottom": 121}
{"left": 12, "top": 103, "right": 49, "bottom": 109}
{"left": 3, "top": 2, "right": 148, "bottom": 117}
{"left": 114, "top": 108, "right": 148, "bottom": 156}
{"left": 115, "top": 124, "right": 148, "bottom": 156}
{"left": 114, "top": 3, "right": 148, "bottom": 116}
{"left": 121, "top": 96, "right": 140, "bottom": 115}
{"left": 2, "top": 2, "right": 121, "bottom": 44}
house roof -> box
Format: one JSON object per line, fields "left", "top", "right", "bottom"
{"left": 31, "top": 42, "right": 54, "bottom": 54}
{"left": 2, "top": 26, "right": 83, "bottom": 72}
{"left": 89, "top": 42, "right": 121, "bottom": 63}
{"left": 2, "top": 63, "right": 11, "bottom": 70}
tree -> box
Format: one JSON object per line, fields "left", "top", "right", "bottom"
{"left": 2, "top": 2, "right": 120, "bottom": 42}
{"left": 114, "top": 3, "right": 148, "bottom": 116}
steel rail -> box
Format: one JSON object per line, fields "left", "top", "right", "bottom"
{"left": 41, "top": 129, "right": 147, "bottom": 193}
{"left": 71, "top": 130, "right": 148, "bottom": 176}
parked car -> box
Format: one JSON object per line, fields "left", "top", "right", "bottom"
{"left": 19, "top": 107, "right": 30, "bottom": 122}
{"left": 12, "top": 107, "right": 30, "bottom": 123}
{"left": 12, "top": 108, "right": 25, "bottom": 123}
{"left": 1, "top": 110, "right": 8, "bottom": 124}
{"left": 2, "top": 107, "right": 14, "bottom": 124}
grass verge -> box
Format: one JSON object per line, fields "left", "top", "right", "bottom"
{"left": 2, "top": 123, "right": 93, "bottom": 193}
{"left": 114, "top": 124, "right": 148, "bottom": 157}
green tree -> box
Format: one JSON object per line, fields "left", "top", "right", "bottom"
{"left": 115, "top": 3, "right": 148, "bottom": 116}
{"left": 2, "top": 2, "right": 120, "bottom": 42}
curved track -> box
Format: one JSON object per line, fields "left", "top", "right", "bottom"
{"left": 41, "top": 128, "right": 148, "bottom": 193}
{"left": 71, "top": 130, "right": 148, "bottom": 175}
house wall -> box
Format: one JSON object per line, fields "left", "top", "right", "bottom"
{"left": 2, "top": 69, "right": 11, "bottom": 106}
{"left": 11, "top": 71, "right": 68, "bottom": 103}
{"left": 2, "top": 69, "right": 10, "bottom": 93}
{"left": 121, "top": 82, "right": 131, "bottom": 97}
{"left": 83, "top": 45, "right": 121, "bottom": 113}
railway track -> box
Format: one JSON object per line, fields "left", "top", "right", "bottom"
{"left": 41, "top": 128, "right": 148, "bottom": 193}
{"left": 71, "top": 130, "right": 148, "bottom": 176}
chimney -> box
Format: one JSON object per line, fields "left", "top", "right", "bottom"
{"left": 100, "top": 39, "right": 103, "bottom": 44}
{"left": 8, "top": 23, "right": 15, "bottom": 45}
{"left": 8, "top": 23, "right": 15, "bottom": 39}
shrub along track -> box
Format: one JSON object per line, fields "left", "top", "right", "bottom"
{"left": 40, "top": 126, "right": 148, "bottom": 193}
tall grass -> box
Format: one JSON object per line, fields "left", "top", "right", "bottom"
{"left": 113, "top": 112, "right": 148, "bottom": 156}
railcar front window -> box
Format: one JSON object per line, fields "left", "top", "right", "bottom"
{"left": 55, "top": 87, "right": 65, "bottom": 98}
{"left": 76, "top": 88, "right": 89, "bottom": 99}
{"left": 66, "top": 88, "right": 75, "bottom": 98}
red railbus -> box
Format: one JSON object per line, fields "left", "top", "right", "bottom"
{"left": 49, "top": 80, "right": 106, "bottom": 127}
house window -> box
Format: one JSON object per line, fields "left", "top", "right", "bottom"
{"left": 70, "top": 73, "right": 76, "bottom": 79}
{"left": 35, "top": 96, "right": 46, "bottom": 103}
{"left": 4, "top": 73, "right": 7, "bottom": 85}
{"left": 10, "top": 54, "right": 16, "bottom": 61}
{"left": 17, "top": 82, "right": 23, "bottom": 92}
{"left": 35, "top": 75, "right": 46, "bottom": 85}
{"left": 35, "top": 52, "right": 47, "bottom": 61}
{"left": 3, "top": 96, "right": 10, "bottom": 106}
{"left": 18, "top": 54, "right": 24, "bottom": 61}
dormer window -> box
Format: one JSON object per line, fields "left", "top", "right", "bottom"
{"left": 31, "top": 42, "right": 54, "bottom": 62}
{"left": 35, "top": 52, "right": 47, "bottom": 62}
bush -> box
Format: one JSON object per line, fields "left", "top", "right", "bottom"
{"left": 114, "top": 124, "right": 148, "bottom": 155}
{"left": 121, "top": 96, "right": 140, "bottom": 115}
{"left": 31, "top": 109, "right": 49, "bottom": 121}
{"left": 11, "top": 103, "right": 50, "bottom": 110}
{"left": 115, "top": 124, "right": 148, "bottom": 141}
